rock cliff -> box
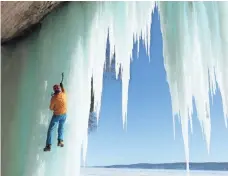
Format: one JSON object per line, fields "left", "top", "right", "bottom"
{"left": 1, "top": 1, "right": 64, "bottom": 44}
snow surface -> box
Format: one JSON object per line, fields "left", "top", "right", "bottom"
{"left": 80, "top": 168, "right": 228, "bottom": 176}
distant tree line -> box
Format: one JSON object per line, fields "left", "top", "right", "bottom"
{"left": 88, "top": 77, "right": 97, "bottom": 134}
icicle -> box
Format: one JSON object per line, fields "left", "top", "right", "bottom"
{"left": 217, "top": 2, "right": 228, "bottom": 127}
{"left": 158, "top": 1, "right": 228, "bottom": 171}
{"left": 107, "top": 1, "right": 155, "bottom": 128}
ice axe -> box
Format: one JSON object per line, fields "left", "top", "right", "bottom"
{"left": 51, "top": 72, "right": 64, "bottom": 96}
{"left": 61, "top": 72, "right": 64, "bottom": 84}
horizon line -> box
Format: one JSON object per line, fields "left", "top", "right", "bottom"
{"left": 87, "top": 161, "right": 228, "bottom": 167}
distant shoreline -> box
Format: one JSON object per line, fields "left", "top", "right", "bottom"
{"left": 89, "top": 162, "right": 228, "bottom": 171}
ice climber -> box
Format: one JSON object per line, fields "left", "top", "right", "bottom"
{"left": 44, "top": 74, "right": 67, "bottom": 152}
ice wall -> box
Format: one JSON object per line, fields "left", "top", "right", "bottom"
{"left": 2, "top": 3, "right": 94, "bottom": 176}
{"left": 2, "top": 1, "right": 228, "bottom": 176}
{"left": 2, "top": 2, "right": 154, "bottom": 176}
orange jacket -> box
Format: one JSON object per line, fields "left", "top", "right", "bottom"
{"left": 49, "top": 86, "right": 67, "bottom": 115}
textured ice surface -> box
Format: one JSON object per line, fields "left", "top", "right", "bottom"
{"left": 2, "top": 2, "right": 154, "bottom": 176}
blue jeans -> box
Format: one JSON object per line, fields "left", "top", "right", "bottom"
{"left": 46, "top": 114, "right": 67, "bottom": 145}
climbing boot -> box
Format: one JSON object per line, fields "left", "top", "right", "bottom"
{"left": 57, "top": 140, "right": 64, "bottom": 147}
{"left": 43, "top": 144, "right": 51, "bottom": 152}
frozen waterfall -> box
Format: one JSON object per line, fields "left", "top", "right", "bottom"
{"left": 1, "top": 1, "right": 228, "bottom": 176}
{"left": 158, "top": 1, "right": 228, "bottom": 170}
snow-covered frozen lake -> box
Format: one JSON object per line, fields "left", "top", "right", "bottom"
{"left": 80, "top": 168, "right": 228, "bottom": 176}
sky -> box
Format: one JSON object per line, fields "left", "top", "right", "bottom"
{"left": 86, "top": 8, "right": 228, "bottom": 167}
